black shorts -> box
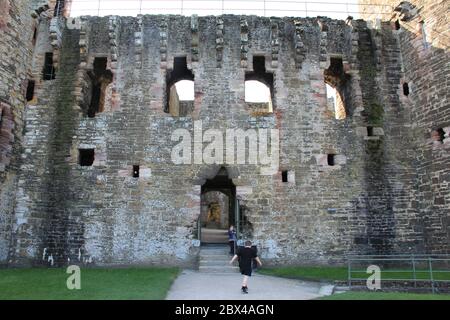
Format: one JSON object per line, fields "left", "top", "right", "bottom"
{"left": 240, "top": 267, "right": 252, "bottom": 277}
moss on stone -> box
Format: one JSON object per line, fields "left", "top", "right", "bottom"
{"left": 367, "top": 103, "right": 384, "bottom": 126}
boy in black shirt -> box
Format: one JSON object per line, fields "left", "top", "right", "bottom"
{"left": 230, "top": 240, "right": 262, "bottom": 294}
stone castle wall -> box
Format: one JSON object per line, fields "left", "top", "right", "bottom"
{"left": 0, "top": 0, "right": 38, "bottom": 263}
{"left": 360, "top": 0, "right": 449, "bottom": 253}
{"left": 0, "top": 1, "right": 448, "bottom": 267}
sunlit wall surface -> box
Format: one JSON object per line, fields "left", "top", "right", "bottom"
{"left": 69, "top": 0, "right": 367, "bottom": 19}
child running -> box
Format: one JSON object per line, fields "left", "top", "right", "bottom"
{"left": 229, "top": 240, "right": 262, "bottom": 294}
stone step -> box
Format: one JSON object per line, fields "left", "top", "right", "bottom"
{"left": 199, "top": 266, "right": 239, "bottom": 273}
{"left": 200, "top": 256, "right": 230, "bottom": 262}
{"left": 201, "top": 229, "right": 229, "bottom": 243}
{"left": 200, "top": 260, "right": 233, "bottom": 266}
{"left": 198, "top": 244, "right": 234, "bottom": 273}
{"left": 199, "top": 250, "right": 230, "bottom": 256}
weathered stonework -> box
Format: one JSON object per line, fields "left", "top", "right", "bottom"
{"left": 0, "top": 1, "right": 448, "bottom": 267}
{"left": 0, "top": 0, "right": 42, "bottom": 264}
{"left": 360, "top": 0, "right": 450, "bottom": 254}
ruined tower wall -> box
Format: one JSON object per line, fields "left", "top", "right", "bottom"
{"left": 361, "top": 0, "right": 450, "bottom": 253}
{"left": 10, "top": 12, "right": 439, "bottom": 267}
{"left": 0, "top": 0, "right": 37, "bottom": 263}
{"left": 0, "top": 0, "right": 69, "bottom": 264}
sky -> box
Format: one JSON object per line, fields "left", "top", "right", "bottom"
{"left": 69, "top": 0, "right": 361, "bottom": 20}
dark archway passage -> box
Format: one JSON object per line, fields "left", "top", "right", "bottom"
{"left": 200, "top": 168, "right": 236, "bottom": 244}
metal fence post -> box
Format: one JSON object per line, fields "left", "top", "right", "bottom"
{"left": 412, "top": 255, "right": 417, "bottom": 288}
{"left": 429, "top": 257, "right": 435, "bottom": 294}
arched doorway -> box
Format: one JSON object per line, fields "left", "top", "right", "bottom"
{"left": 200, "top": 167, "right": 236, "bottom": 244}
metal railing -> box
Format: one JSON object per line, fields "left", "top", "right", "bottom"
{"left": 68, "top": 0, "right": 394, "bottom": 18}
{"left": 347, "top": 254, "right": 450, "bottom": 294}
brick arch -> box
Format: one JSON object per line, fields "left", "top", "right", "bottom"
{"left": 0, "top": 101, "right": 14, "bottom": 171}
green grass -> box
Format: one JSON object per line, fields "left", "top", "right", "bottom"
{"left": 258, "top": 266, "right": 348, "bottom": 282}
{"left": 260, "top": 266, "right": 450, "bottom": 300}
{"left": 318, "top": 291, "right": 450, "bottom": 300}
{"left": 259, "top": 266, "right": 450, "bottom": 282}
{"left": 0, "top": 267, "right": 180, "bottom": 300}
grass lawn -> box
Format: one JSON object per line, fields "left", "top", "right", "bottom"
{"left": 318, "top": 291, "right": 450, "bottom": 300}
{"left": 259, "top": 266, "right": 450, "bottom": 282}
{"left": 0, "top": 267, "right": 180, "bottom": 300}
{"left": 259, "top": 266, "right": 450, "bottom": 300}
{"left": 258, "top": 266, "right": 348, "bottom": 282}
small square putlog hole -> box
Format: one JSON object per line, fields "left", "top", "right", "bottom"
{"left": 79, "top": 149, "right": 95, "bottom": 166}
{"left": 133, "top": 165, "right": 140, "bottom": 178}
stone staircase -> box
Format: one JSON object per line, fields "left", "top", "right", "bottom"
{"left": 200, "top": 228, "right": 229, "bottom": 243}
{"left": 198, "top": 244, "right": 240, "bottom": 273}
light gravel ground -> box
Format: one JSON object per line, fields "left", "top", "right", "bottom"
{"left": 166, "top": 270, "right": 328, "bottom": 300}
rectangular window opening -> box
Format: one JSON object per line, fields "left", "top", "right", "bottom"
{"left": 367, "top": 126, "right": 374, "bottom": 137}
{"left": 327, "top": 154, "right": 335, "bottom": 166}
{"left": 281, "top": 170, "right": 288, "bottom": 183}
{"left": 43, "top": 52, "right": 56, "bottom": 80}
{"left": 32, "top": 27, "right": 37, "bottom": 46}
{"left": 403, "top": 83, "right": 409, "bottom": 96}
{"left": 133, "top": 165, "right": 140, "bottom": 178}
{"left": 79, "top": 149, "right": 95, "bottom": 166}
{"left": 26, "top": 80, "right": 35, "bottom": 101}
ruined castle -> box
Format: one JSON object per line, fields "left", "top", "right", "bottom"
{"left": 0, "top": 0, "right": 448, "bottom": 267}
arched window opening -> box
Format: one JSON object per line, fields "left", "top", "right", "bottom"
{"left": 324, "top": 57, "right": 350, "bottom": 120}
{"left": 87, "top": 57, "right": 113, "bottom": 118}
{"left": 325, "top": 83, "right": 346, "bottom": 120}
{"left": 245, "top": 56, "right": 274, "bottom": 115}
{"left": 174, "top": 80, "right": 194, "bottom": 101}
{"left": 245, "top": 80, "right": 271, "bottom": 103}
{"left": 394, "top": 19, "right": 401, "bottom": 30}
{"left": 166, "top": 56, "right": 195, "bottom": 117}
